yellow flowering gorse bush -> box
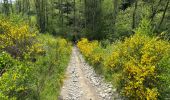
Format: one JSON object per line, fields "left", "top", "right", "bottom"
{"left": 77, "top": 38, "right": 95, "bottom": 57}
{"left": 105, "top": 34, "right": 170, "bottom": 99}
{"left": 78, "top": 34, "right": 170, "bottom": 99}
{"left": 0, "top": 18, "right": 38, "bottom": 57}
{"left": 77, "top": 38, "right": 103, "bottom": 65}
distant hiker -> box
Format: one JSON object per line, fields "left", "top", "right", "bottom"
{"left": 72, "top": 32, "right": 77, "bottom": 44}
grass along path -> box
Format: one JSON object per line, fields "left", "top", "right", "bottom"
{"left": 59, "top": 46, "right": 120, "bottom": 100}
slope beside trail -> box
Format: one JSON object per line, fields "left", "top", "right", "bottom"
{"left": 59, "top": 46, "right": 120, "bottom": 100}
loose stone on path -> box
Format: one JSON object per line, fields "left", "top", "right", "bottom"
{"left": 59, "top": 46, "right": 120, "bottom": 100}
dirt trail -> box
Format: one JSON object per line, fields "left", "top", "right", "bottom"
{"left": 59, "top": 46, "right": 120, "bottom": 100}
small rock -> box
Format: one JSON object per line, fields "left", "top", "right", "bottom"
{"left": 113, "top": 88, "right": 117, "bottom": 92}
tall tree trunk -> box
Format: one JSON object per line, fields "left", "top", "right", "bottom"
{"left": 61, "top": 0, "right": 64, "bottom": 33}
{"left": 150, "top": 0, "right": 162, "bottom": 22}
{"left": 132, "top": 0, "right": 138, "bottom": 29}
{"left": 10, "top": 0, "right": 13, "bottom": 13}
{"left": 41, "top": 0, "right": 46, "bottom": 32}
{"left": 45, "top": 0, "right": 48, "bottom": 31}
{"left": 3, "top": 0, "right": 10, "bottom": 16}
{"left": 112, "top": 0, "right": 119, "bottom": 34}
{"left": 0, "top": 0, "right": 2, "bottom": 13}
{"left": 26, "top": 0, "right": 30, "bottom": 15}
{"left": 17, "top": 0, "right": 22, "bottom": 13}
{"left": 74, "top": 0, "right": 76, "bottom": 31}
{"left": 84, "top": 0, "right": 87, "bottom": 29}
{"left": 34, "top": 0, "right": 46, "bottom": 33}
{"left": 158, "top": 0, "right": 169, "bottom": 29}
{"left": 35, "top": 0, "right": 42, "bottom": 32}
{"left": 58, "top": 0, "right": 64, "bottom": 33}
{"left": 92, "top": 0, "right": 95, "bottom": 34}
{"left": 22, "top": 0, "right": 25, "bottom": 15}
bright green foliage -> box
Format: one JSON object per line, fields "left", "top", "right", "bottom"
{"left": 0, "top": 35, "right": 72, "bottom": 100}
{"left": 32, "top": 34, "right": 72, "bottom": 100}
{"left": 157, "top": 54, "right": 170, "bottom": 98}
{"left": 115, "top": 8, "right": 132, "bottom": 39}
{"left": 0, "top": 52, "right": 13, "bottom": 72}
{"left": 0, "top": 52, "right": 34, "bottom": 100}
{"left": 0, "top": 16, "right": 72, "bottom": 99}
{"left": 135, "top": 17, "right": 154, "bottom": 36}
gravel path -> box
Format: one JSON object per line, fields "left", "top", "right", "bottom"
{"left": 59, "top": 46, "right": 120, "bottom": 100}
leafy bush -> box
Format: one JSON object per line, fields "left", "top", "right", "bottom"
{"left": 0, "top": 51, "right": 35, "bottom": 100}
{"left": 32, "top": 34, "right": 72, "bottom": 100}
{"left": 78, "top": 34, "right": 170, "bottom": 99}
{"left": 0, "top": 35, "right": 72, "bottom": 100}
{"left": 0, "top": 52, "right": 13, "bottom": 73}
{"left": 77, "top": 38, "right": 104, "bottom": 65}
{"left": 0, "top": 16, "right": 72, "bottom": 99}
{"left": 0, "top": 16, "right": 38, "bottom": 58}
{"left": 135, "top": 17, "right": 154, "bottom": 36}
{"left": 116, "top": 34, "right": 169, "bottom": 99}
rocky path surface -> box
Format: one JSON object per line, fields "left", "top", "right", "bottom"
{"left": 59, "top": 46, "right": 120, "bottom": 100}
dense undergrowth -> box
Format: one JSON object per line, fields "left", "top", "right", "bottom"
{"left": 0, "top": 15, "right": 72, "bottom": 100}
{"left": 77, "top": 34, "right": 170, "bottom": 99}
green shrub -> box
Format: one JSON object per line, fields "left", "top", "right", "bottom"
{"left": 135, "top": 17, "right": 154, "bottom": 36}
{"left": 33, "top": 34, "right": 72, "bottom": 100}
{"left": 0, "top": 52, "right": 35, "bottom": 100}
{"left": 0, "top": 16, "right": 72, "bottom": 99}
{"left": 0, "top": 52, "right": 13, "bottom": 73}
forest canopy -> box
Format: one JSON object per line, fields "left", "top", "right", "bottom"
{"left": 0, "top": 0, "right": 169, "bottom": 40}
